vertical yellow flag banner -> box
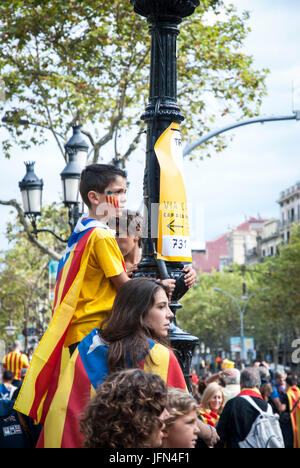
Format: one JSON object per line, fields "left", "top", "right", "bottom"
{"left": 155, "top": 122, "right": 192, "bottom": 262}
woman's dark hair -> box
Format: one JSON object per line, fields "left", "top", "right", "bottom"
{"left": 100, "top": 277, "right": 170, "bottom": 372}
{"left": 79, "top": 163, "right": 127, "bottom": 208}
{"left": 80, "top": 369, "right": 168, "bottom": 448}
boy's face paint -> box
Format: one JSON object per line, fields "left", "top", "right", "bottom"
{"left": 100, "top": 176, "right": 127, "bottom": 217}
{"left": 105, "top": 191, "right": 120, "bottom": 208}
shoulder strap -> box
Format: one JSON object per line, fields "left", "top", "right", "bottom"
{"left": 289, "top": 397, "right": 300, "bottom": 414}
{"left": 240, "top": 395, "right": 272, "bottom": 415}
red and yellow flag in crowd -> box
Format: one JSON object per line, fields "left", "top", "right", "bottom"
{"left": 287, "top": 385, "right": 300, "bottom": 448}
{"left": 36, "top": 330, "right": 187, "bottom": 448}
{"left": 14, "top": 219, "right": 105, "bottom": 423}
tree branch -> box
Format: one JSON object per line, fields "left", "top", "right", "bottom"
{"left": 121, "top": 129, "right": 144, "bottom": 166}
{"left": 0, "top": 199, "right": 61, "bottom": 261}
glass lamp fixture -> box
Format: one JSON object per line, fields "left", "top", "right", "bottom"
{"left": 4, "top": 321, "right": 17, "bottom": 336}
{"left": 61, "top": 125, "right": 89, "bottom": 206}
{"left": 65, "top": 125, "right": 89, "bottom": 170}
{"left": 19, "top": 162, "right": 44, "bottom": 215}
{"left": 60, "top": 153, "right": 82, "bottom": 205}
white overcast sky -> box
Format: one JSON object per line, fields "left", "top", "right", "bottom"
{"left": 1, "top": 0, "right": 300, "bottom": 251}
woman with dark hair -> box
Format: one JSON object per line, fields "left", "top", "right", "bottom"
{"left": 80, "top": 369, "right": 169, "bottom": 448}
{"left": 36, "top": 278, "right": 186, "bottom": 448}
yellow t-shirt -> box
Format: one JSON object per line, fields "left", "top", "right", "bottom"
{"left": 64, "top": 227, "right": 125, "bottom": 347}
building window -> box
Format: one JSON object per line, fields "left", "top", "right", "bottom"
{"left": 270, "top": 246, "right": 274, "bottom": 256}
{"left": 291, "top": 208, "right": 295, "bottom": 222}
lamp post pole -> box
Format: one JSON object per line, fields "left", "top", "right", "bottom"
{"left": 130, "top": 0, "right": 200, "bottom": 390}
{"left": 214, "top": 287, "right": 256, "bottom": 362}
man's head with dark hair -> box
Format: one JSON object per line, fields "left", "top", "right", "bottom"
{"left": 3, "top": 370, "right": 14, "bottom": 382}
{"left": 286, "top": 376, "right": 297, "bottom": 387}
{"left": 80, "top": 164, "right": 127, "bottom": 209}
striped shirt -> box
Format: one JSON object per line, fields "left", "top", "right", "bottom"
{"left": 2, "top": 352, "right": 29, "bottom": 380}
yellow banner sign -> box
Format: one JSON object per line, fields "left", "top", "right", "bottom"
{"left": 155, "top": 122, "right": 192, "bottom": 262}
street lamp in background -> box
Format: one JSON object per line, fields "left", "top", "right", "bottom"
{"left": 0, "top": 293, "right": 27, "bottom": 350}
{"left": 214, "top": 286, "right": 268, "bottom": 362}
{"left": 18, "top": 125, "right": 89, "bottom": 242}
{"left": 130, "top": 0, "right": 200, "bottom": 390}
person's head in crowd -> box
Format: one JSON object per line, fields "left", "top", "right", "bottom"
{"left": 80, "top": 369, "right": 169, "bottom": 448}
{"left": 258, "top": 365, "right": 270, "bottom": 385}
{"left": 162, "top": 388, "right": 200, "bottom": 449}
{"left": 200, "top": 382, "right": 225, "bottom": 415}
{"left": 260, "top": 383, "right": 273, "bottom": 402}
{"left": 79, "top": 163, "right": 127, "bottom": 219}
{"left": 274, "top": 370, "right": 287, "bottom": 389}
{"left": 100, "top": 277, "right": 173, "bottom": 372}
{"left": 2, "top": 370, "right": 14, "bottom": 384}
{"left": 198, "top": 376, "right": 207, "bottom": 396}
{"left": 12, "top": 340, "right": 22, "bottom": 352}
{"left": 112, "top": 209, "right": 143, "bottom": 256}
{"left": 222, "top": 368, "right": 240, "bottom": 386}
{"left": 240, "top": 367, "right": 261, "bottom": 390}
{"left": 286, "top": 375, "right": 297, "bottom": 389}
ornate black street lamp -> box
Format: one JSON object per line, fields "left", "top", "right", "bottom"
{"left": 18, "top": 125, "right": 89, "bottom": 241}
{"left": 130, "top": 0, "right": 200, "bottom": 390}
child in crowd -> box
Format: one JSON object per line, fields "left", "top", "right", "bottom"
{"left": 162, "top": 388, "right": 219, "bottom": 448}
{"left": 15, "top": 164, "right": 131, "bottom": 422}
{"left": 80, "top": 369, "right": 169, "bottom": 448}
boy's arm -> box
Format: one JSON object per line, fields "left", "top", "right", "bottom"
{"left": 110, "top": 271, "right": 130, "bottom": 290}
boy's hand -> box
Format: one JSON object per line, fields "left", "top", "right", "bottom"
{"left": 126, "top": 264, "right": 138, "bottom": 278}
{"left": 161, "top": 278, "right": 176, "bottom": 299}
{"left": 183, "top": 266, "right": 197, "bottom": 289}
{"left": 198, "top": 420, "right": 220, "bottom": 447}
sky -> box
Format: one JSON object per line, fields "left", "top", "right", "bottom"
{"left": 1, "top": 0, "right": 300, "bottom": 252}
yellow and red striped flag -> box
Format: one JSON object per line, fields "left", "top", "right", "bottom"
{"left": 287, "top": 385, "right": 300, "bottom": 448}
{"left": 36, "top": 329, "right": 187, "bottom": 448}
{"left": 14, "top": 218, "right": 114, "bottom": 423}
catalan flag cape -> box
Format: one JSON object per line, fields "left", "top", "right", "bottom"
{"left": 287, "top": 385, "right": 300, "bottom": 448}
{"left": 14, "top": 217, "right": 114, "bottom": 424}
{"left": 36, "top": 328, "right": 187, "bottom": 448}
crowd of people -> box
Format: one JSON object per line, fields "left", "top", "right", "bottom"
{"left": 2, "top": 342, "right": 299, "bottom": 449}
{"left": 1, "top": 163, "right": 299, "bottom": 449}
{"left": 189, "top": 361, "right": 300, "bottom": 448}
